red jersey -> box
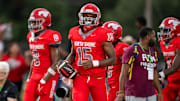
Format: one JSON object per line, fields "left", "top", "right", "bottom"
{"left": 160, "top": 36, "right": 180, "bottom": 82}
{"left": 27, "top": 29, "right": 61, "bottom": 78}
{"left": 1, "top": 54, "right": 29, "bottom": 82}
{"left": 69, "top": 26, "right": 113, "bottom": 76}
{"left": 108, "top": 42, "right": 128, "bottom": 84}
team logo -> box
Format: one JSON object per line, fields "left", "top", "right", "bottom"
{"left": 53, "top": 34, "right": 59, "bottom": 41}
{"left": 85, "top": 9, "right": 93, "bottom": 12}
{"left": 168, "top": 20, "right": 180, "bottom": 27}
{"left": 38, "top": 11, "right": 49, "bottom": 17}
{"left": 108, "top": 23, "right": 120, "bottom": 30}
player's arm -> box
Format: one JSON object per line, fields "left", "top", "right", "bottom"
{"left": 37, "top": 45, "right": 60, "bottom": 95}
{"left": 59, "top": 46, "right": 69, "bottom": 59}
{"left": 56, "top": 41, "right": 77, "bottom": 79}
{"left": 100, "top": 41, "right": 116, "bottom": 66}
{"left": 41, "top": 46, "right": 60, "bottom": 82}
{"left": 117, "top": 63, "right": 129, "bottom": 100}
{"left": 153, "top": 70, "right": 163, "bottom": 101}
{"left": 82, "top": 41, "right": 116, "bottom": 69}
{"left": 26, "top": 61, "right": 33, "bottom": 81}
{"left": 66, "top": 43, "right": 76, "bottom": 65}
{"left": 159, "top": 49, "right": 180, "bottom": 78}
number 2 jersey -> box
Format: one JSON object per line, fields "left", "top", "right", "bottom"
{"left": 68, "top": 26, "right": 113, "bottom": 77}
{"left": 27, "top": 29, "right": 61, "bottom": 79}
{"left": 160, "top": 36, "right": 180, "bottom": 82}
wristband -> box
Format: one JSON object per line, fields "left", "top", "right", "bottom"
{"left": 48, "top": 68, "right": 56, "bottom": 76}
{"left": 92, "top": 60, "right": 100, "bottom": 67}
{"left": 159, "top": 71, "right": 165, "bottom": 78}
{"left": 40, "top": 79, "right": 46, "bottom": 84}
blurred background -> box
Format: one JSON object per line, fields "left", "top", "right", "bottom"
{"left": 0, "top": 0, "right": 180, "bottom": 100}
{"left": 0, "top": 0, "right": 180, "bottom": 50}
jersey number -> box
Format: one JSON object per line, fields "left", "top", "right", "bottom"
{"left": 108, "top": 66, "right": 113, "bottom": 78}
{"left": 77, "top": 47, "right": 93, "bottom": 66}
{"left": 32, "top": 50, "right": 40, "bottom": 66}
{"left": 107, "top": 33, "right": 114, "bottom": 41}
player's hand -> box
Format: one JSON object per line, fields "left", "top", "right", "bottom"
{"left": 158, "top": 93, "right": 163, "bottom": 101}
{"left": 159, "top": 77, "right": 165, "bottom": 84}
{"left": 158, "top": 71, "right": 165, "bottom": 84}
{"left": 36, "top": 79, "right": 47, "bottom": 96}
{"left": 82, "top": 60, "right": 93, "bottom": 69}
{"left": 115, "top": 91, "right": 125, "bottom": 101}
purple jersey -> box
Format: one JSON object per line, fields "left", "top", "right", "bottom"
{"left": 122, "top": 44, "right": 157, "bottom": 97}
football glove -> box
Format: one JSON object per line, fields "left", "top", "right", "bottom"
{"left": 36, "top": 79, "right": 47, "bottom": 95}
{"left": 57, "top": 60, "right": 77, "bottom": 79}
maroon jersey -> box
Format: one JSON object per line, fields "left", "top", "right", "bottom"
{"left": 122, "top": 44, "right": 157, "bottom": 97}
{"left": 160, "top": 36, "right": 180, "bottom": 82}
{"left": 69, "top": 26, "right": 113, "bottom": 76}
{"left": 27, "top": 29, "right": 61, "bottom": 79}
{"left": 108, "top": 42, "right": 128, "bottom": 84}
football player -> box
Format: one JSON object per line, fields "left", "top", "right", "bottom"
{"left": 102, "top": 21, "right": 129, "bottom": 101}
{"left": 23, "top": 8, "right": 62, "bottom": 101}
{"left": 58, "top": 3, "right": 116, "bottom": 101}
{"left": 158, "top": 17, "right": 180, "bottom": 101}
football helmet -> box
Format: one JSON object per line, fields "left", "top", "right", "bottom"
{"left": 28, "top": 8, "right": 51, "bottom": 33}
{"left": 158, "top": 17, "right": 180, "bottom": 41}
{"left": 102, "top": 21, "right": 122, "bottom": 43}
{"left": 78, "top": 3, "right": 101, "bottom": 30}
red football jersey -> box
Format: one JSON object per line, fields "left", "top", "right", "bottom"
{"left": 69, "top": 26, "right": 113, "bottom": 76}
{"left": 108, "top": 42, "right": 128, "bottom": 84}
{"left": 160, "top": 36, "right": 180, "bottom": 82}
{"left": 27, "top": 29, "right": 61, "bottom": 76}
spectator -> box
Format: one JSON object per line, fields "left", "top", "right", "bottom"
{"left": 24, "top": 50, "right": 32, "bottom": 67}
{"left": 135, "top": 16, "right": 147, "bottom": 42}
{"left": 117, "top": 27, "right": 163, "bottom": 101}
{"left": 0, "top": 19, "right": 12, "bottom": 59}
{"left": 136, "top": 16, "right": 147, "bottom": 30}
{"left": 1, "top": 42, "right": 29, "bottom": 95}
{"left": 0, "top": 61, "right": 18, "bottom": 101}
{"left": 122, "top": 35, "right": 136, "bottom": 45}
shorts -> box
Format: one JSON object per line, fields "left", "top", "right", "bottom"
{"left": 72, "top": 74, "right": 107, "bottom": 101}
{"left": 23, "top": 73, "right": 58, "bottom": 101}
{"left": 125, "top": 95, "right": 156, "bottom": 101}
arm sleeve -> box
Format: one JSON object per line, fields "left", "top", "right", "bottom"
{"left": 122, "top": 45, "right": 134, "bottom": 64}
{"left": 49, "top": 32, "right": 62, "bottom": 47}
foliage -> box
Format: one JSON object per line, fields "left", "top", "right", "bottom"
{"left": 0, "top": 0, "right": 180, "bottom": 45}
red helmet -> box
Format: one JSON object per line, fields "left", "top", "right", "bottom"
{"left": 158, "top": 17, "right": 180, "bottom": 41}
{"left": 102, "top": 21, "right": 122, "bottom": 43}
{"left": 28, "top": 8, "right": 51, "bottom": 33}
{"left": 78, "top": 3, "right": 101, "bottom": 28}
